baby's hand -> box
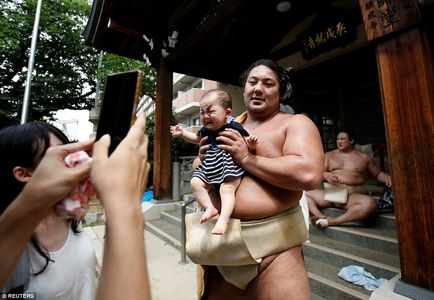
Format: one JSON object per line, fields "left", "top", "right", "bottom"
{"left": 170, "top": 125, "right": 183, "bottom": 136}
{"left": 246, "top": 135, "right": 258, "bottom": 149}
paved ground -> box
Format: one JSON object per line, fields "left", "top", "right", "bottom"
{"left": 84, "top": 225, "right": 197, "bottom": 300}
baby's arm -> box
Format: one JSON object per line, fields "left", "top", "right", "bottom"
{"left": 170, "top": 124, "right": 200, "bottom": 144}
{"left": 245, "top": 135, "right": 258, "bottom": 150}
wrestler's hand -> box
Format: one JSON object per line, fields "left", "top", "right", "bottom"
{"left": 217, "top": 128, "right": 250, "bottom": 165}
{"left": 198, "top": 136, "right": 209, "bottom": 162}
{"left": 325, "top": 172, "right": 339, "bottom": 184}
{"left": 380, "top": 173, "right": 392, "bottom": 188}
{"left": 385, "top": 178, "right": 392, "bottom": 188}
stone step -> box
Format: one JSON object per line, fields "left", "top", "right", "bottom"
{"left": 310, "top": 293, "right": 327, "bottom": 300}
{"left": 303, "top": 239, "right": 399, "bottom": 280}
{"left": 305, "top": 257, "right": 371, "bottom": 299}
{"left": 320, "top": 207, "right": 396, "bottom": 230}
{"left": 160, "top": 210, "right": 181, "bottom": 226}
{"left": 160, "top": 205, "right": 195, "bottom": 227}
{"left": 309, "top": 225, "right": 398, "bottom": 256}
{"left": 172, "top": 201, "right": 197, "bottom": 215}
{"left": 144, "top": 200, "right": 196, "bottom": 252}
{"left": 306, "top": 234, "right": 400, "bottom": 270}
{"left": 145, "top": 218, "right": 181, "bottom": 250}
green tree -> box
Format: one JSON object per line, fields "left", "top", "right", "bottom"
{"left": 0, "top": 0, "right": 156, "bottom": 128}
{"left": 144, "top": 111, "right": 198, "bottom": 188}
{"left": 97, "top": 53, "right": 156, "bottom": 100}
{"left": 0, "top": 0, "right": 98, "bottom": 126}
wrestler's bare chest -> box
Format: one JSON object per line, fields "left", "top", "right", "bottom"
{"left": 328, "top": 152, "right": 368, "bottom": 174}
{"left": 243, "top": 117, "right": 288, "bottom": 157}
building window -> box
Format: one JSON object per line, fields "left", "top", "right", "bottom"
{"left": 192, "top": 79, "right": 203, "bottom": 89}
{"left": 193, "top": 117, "right": 200, "bottom": 126}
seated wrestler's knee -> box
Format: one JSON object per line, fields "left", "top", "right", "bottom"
{"left": 367, "top": 197, "right": 378, "bottom": 212}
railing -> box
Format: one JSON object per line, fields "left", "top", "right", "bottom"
{"left": 179, "top": 156, "right": 196, "bottom": 195}
{"left": 179, "top": 195, "right": 196, "bottom": 264}
{"left": 177, "top": 156, "right": 196, "bottom": 264}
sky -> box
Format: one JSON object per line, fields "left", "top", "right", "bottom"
{"left": 51, "top": 109, "right": 94, "bottom": 141}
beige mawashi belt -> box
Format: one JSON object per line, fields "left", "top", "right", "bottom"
{"left": 186, "top": 205, "right": 307, "bottom": 289}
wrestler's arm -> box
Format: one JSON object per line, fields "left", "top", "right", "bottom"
{"left": 323, "top": 152, "right": 339, "bottom": 184}
{"left": 367, "top": 157, "right": 392, "bottom": 187}
{"left": 219, "top": 115, "right": 324, "bottom": 191}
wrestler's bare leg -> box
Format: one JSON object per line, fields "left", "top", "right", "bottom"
{"left": 203, "top": 246, "right": 309, "bottom": 300}
{"left": 249, "top": 246, "right": 309, "bottom": 299}
{"left": 305, "top": 189, "right": 333, "bottom": 218}
{"left": 326, "top": 194, "right": 377, "bottom": 226}
{"left": 191, "top": 177, "right": 218, "bottom": 223}
{"left": 203, "top": 266, "right": 247, "bottom": 300}
{"left": 212, "top": 178, "right": 241, "bottom": 235}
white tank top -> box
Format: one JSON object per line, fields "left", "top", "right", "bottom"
{"left": 25, "top": 225, "right": 96, "bottom": 300}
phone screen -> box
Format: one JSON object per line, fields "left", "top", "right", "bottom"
{"left": 96, "top": 70, "right": 143, "bottom": 154}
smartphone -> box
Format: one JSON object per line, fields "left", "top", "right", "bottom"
{"left": 96, "top": 70, "right": 144, "bottom": 154}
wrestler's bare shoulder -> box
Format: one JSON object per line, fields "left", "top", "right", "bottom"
{"left": 327, "top": 148, "right": 344, "bottom": 156}
{"left": 327, "top": 149, "right": 368, "bottom": 160}
{"left": 277, "top": 112, "right": 313, "bottom": 126}
{"left": 354, "top": 149, "right": 372, "bottom": 161}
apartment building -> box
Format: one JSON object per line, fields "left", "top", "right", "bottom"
{"left": 171, "top": 73, "right": 218, "bottom": 133}
{"left": 138, "top": 73, "right": 245, "bottom": 133}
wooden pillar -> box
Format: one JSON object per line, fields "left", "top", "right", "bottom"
{"left": 153, "top": 60, "right": 173, "bottom": 200}
{"left": 376, "top": 26, "right": 434, "bottom": 291}
{"left": 359, "top": 0, "right": 434, "bottom": 293}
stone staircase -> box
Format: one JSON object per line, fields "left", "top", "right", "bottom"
{"left": 144, "top": 202, "right": 399, "bottom": 299}
{"left": 305, "top": 207, "right": 399, "bottom": 299}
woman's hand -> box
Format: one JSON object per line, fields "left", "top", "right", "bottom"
{"left": 91, "top": 113, "right": 150, "bottom": 216}
{"left": 23, "top": 140, "right": 94, "bottom": 215}
{"left": 93, "top": 114, "right": 152, "bottom": 300}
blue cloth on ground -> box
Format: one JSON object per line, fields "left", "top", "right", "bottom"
{"left": 142, "top": 190, "right": 153, "bottom": 202}
{"left": 338, "top": 265, "right": 388, "bottom": 291}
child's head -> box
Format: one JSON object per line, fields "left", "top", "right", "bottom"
{"left": 199, "top": 89, "right": 232, "bottom": 131}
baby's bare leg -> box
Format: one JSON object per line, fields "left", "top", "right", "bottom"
{"left": 191, "top": 177, "right": 218, "bottom": 223}
{"left": 212, "top": 177, "right": 241, "bottom": 235}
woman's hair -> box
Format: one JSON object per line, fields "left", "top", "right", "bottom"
{"left": 0, "top": 121, "right": 81, "bottom": 275}
{"left": 240, "top": 59, "right": 294, "bottom": 104}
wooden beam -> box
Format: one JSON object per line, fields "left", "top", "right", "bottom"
{"left": 164, "top": 0, "right": 246, "bottom": 65}
{"left": 376, "top": 26, "right": 434, "bottom": 290}
{"left": 153, "top": 61, "right": 173, "bottom": 200}
{"left": 107, "top": 18, "right": 142, "bottom": 37}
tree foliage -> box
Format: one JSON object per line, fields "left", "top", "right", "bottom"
{"left": 0, "top": 0, "right": 98, "bottom": 126}
{"left": 0, "top": 0, "right": 156, "bottom": 128}
{"left": 97, "top": 53, "right": 156, "bottom": 101}
{"left": 144, "top": 111, "right": 198, "bottom": 188}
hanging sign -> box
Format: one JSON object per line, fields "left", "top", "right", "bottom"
{"left": 297, "top": 17, "right": 357, "bottom": 60}
{"left": 359, "top": 0, "right": 421, "bottom": 41}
